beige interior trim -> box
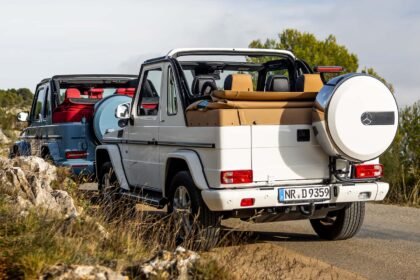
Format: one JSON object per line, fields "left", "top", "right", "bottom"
{"left": 212, "top": 90, "right": 317, "bottom": 101}
{"left": 303, "top": 74, "right": 324, "bottom": 92}
{"left": 220, "top": 100, "right": 314, "bottom": 109}
{"left": 186, "top": 108, "right": 313, "bottom": 126}
{"left": 238, "top": 108, "right": 312, "bottom": 125}
{"left": 186, "top": 109, "right": 240, "bottom": 126}
{"left": 312, "top": 108, "right": 325, "bottom": 122}
{"left": 186, "top": 99, "right": 314, "bottom": 111}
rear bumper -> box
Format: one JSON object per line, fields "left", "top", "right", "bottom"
{"left": 201, "top": 182, "right": 389, "bottom": 211}
{"left": 58, "top": 160, "right": 95, "bottom": 175}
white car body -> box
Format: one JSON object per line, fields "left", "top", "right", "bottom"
{"left": 96, "top": 48, "right": 393, "bottom": 220}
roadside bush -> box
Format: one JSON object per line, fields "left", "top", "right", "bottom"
{"left": 0, "top": 88, "right": 32, "bottom": 133}
{"left": 0, "top": 88, "right": 32, "bottom": 109}
{"left": 381, "top": 101, "right": 420, "bottom": 206}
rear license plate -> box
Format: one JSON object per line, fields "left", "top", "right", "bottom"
{"left": 278, "top": 186, "right": 330, "bottom": 203}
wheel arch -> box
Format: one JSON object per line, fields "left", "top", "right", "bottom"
{"left": 164, "top": 150, "right": 209, "bottom": 197}
{"left": 40, "top": 142, "right": 59, "bottom": 161}
{"left": 12, "top": 140, "right": 31, "bottom": 157}
{"left": 95, "top": 145, "right": 130, "bottom": 190}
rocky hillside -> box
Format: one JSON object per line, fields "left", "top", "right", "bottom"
{"left": 0, "top": 156, "right": 364, "bottom": 279}
{"left": 0, "top": 156, "right": 226, "bottom": 279}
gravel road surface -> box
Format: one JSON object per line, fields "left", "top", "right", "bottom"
{"left": 226, "top": 203, "right": 420, "bottom": 280}
{"left": 80, "top": 184, "right": 419, "bottom": 279}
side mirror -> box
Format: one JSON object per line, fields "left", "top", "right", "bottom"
{"left": 115, "top": 103, "right": 130, "bottom": 119}
{"left": 17, "top": 111, "right": 29, "bottom": 122}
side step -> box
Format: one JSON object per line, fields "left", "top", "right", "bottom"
{"left": 120, "top": 188, "right": 167, "bottom": 209}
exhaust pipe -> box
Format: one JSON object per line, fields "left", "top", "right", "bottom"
{"left": 299, "top": 203, "right": 315, "bottom": 217}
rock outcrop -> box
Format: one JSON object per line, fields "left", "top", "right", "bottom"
{"left": 125, "top": 247, "right": 200, "bottom": 280}
{"left": 0, "top": 156, "right": 78, "bottom": 218}
{"left": 41, "top": 247, "right": 199, "bottom": 280}
{"left": 41, "top": 264, "right": 127, "bottom": 280}
{"left": 0, "top": 129, "right": 10, "bottom": 144}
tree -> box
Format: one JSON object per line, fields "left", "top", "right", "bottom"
{"left": 361, "top": 67, "right": 394, "bottom": 93}
{"left": 249, "top": 29, "right": 394, "bottom": 91}
{"left": 17, "top": 88, "right": 34, "bottom": 104}
{"left": 249, "top": 29, "right": 358, "bottom": 73}
{"left": 381, "top": 102, "right": 419, "bottom": 205}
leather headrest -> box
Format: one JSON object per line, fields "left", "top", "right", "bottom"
{"left": 65, "top": 88, "right": 81, "bottom": 99}
{"left": 89, "top": 88, "right": 103, "bottom": 99}
{"left": 116, "top": 87, "right": 135, "bottom": 98}
{"left": 265, "top": 75, "right": 290, "bottom": 92}
{"left": 192, "top": 75, "right": 217, "bottom": 96}
{"left": 125, "top": 88, "right": 135, "bottom": 97}
{"left": 116, "top": 88, "right": 126, "bottom": 94}
{"left": 296, "top": 74, "right": 324, "bottom": 92}
{"left": 224, "top": 74, "right": 253, "bottom": 91}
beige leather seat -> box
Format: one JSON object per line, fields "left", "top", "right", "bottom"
{"left": 224, "top": 73, "right": 253, "bottom": 91}
{"left": 186, "top": 73, "right": 324, "bottom": 127}
{"left": 296, "top": 74, "right": 324, "bottom": 92}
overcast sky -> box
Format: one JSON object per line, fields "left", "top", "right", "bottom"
{"left": 0, "top": 0, "right": 419, "bottom": 106}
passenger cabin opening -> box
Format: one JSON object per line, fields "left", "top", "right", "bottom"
{"left": 178, "top": 56, "right": 325, "bottom": 126}
{"left": 52, "top": 78, "right": 137, "bottom": 123}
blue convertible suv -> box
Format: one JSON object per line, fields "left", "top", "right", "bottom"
{"left": 11, "top": 74, "right": 137, "bottom": 178}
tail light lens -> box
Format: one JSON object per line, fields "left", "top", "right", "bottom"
{"left": 221, "top": 170, "right": 253, "bottom": 184}
{"left": 65, "top": 151, "right": 88, "bottom": 159}
{"left": 240, "top": 198, "right": 255, "bottom": 207}
{"left": 354, "top": 164, "right": 383, "bottom": 179}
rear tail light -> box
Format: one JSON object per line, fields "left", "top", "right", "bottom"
{"left": 65, "top": 151, "right": 88, "bottom": 159}
{"left": 220, "top": 170, "right": 253, "bottom": 184}
{"left": 354, "top": 164, "right": 383, "bottom": 179}
{"left": 314, "top": 66, "right": 344, "bottom": 73}
{"left": 240, "top": 198, "right": 255, "bottom": 207}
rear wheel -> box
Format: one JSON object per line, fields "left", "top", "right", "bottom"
{"left": 9, "top": 146, "right": 20, "bottom": 158}
{"left": 167, "top": 171, "right": 221, "bottom": 251}
{"left": 310, "top": 202, "right": 365, "bottom": 240}
{"left": 99, "top": 162, "right": 134, "bottom": 220}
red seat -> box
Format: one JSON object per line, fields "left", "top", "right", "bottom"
{"left": 66, "top": 88, "right": 81, "bottom": 99}
{"left": 125, "top": 88, "right": 135, "bottom": 97}
{"left": 89, "top": 88, "right": 103, "bottom": 99}
{"left": 52, "top": 88, "right": 94, "bottom": 123}
{"left": 116, "top": 87, "right": 135, "bottom": 97}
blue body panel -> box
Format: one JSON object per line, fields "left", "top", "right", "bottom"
{"left": 16, "top": 122, "right": 97, "bottom": 176}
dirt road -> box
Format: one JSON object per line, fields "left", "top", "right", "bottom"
{"left": 80, "top": 184, "right": 419, "bottom": 279}
{"left": 225, "top": 203, "right": 420, "bottom": 280}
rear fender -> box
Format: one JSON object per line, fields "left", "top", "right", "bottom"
{"left": 95, "top": 145, "right": 129, "bottom": 190}
{"left": 165, "top": 150, "right": 209, "bottom": 192}
{"left": 41, "top": 142, "right": 60, "bottom": 161}
{"left": 13, "top": 140, "right": 31, "bottom": 156}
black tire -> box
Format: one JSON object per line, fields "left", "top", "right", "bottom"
{"left": 167, "top": 171, "right": 221, "bottom": 251}
{"left": 99, "top": 161, "right": 135, "bottom": 221}
{"left": 310, "top": 202, "right": 365, "bottom": 240}
{"left": 9, "top": 146, "right": 20, "bottom": 159}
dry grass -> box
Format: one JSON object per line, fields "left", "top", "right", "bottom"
{"left": 0, "top": 177, "right": 231, "bottom": 279}
{"left": 0, "top": 166, "right": 365, "bottom": 279}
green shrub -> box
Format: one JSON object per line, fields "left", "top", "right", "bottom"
{"left": 381, "top": 101, "right": 420, "bottom": 206}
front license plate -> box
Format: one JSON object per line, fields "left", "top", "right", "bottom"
{"left": 279, "top": 186, "right": 331, "bottom": 203}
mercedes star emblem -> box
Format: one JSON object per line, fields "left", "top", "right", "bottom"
{"left": 361, "top": 112, "right": 373, "bottom": 125}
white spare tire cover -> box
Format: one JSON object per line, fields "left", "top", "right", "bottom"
{"left": 313, "top": 73, "right": 398, "bottom": 162}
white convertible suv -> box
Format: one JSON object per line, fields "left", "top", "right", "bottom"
{"left": 96, "top": 48, "right": 398, "bottom": 249}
